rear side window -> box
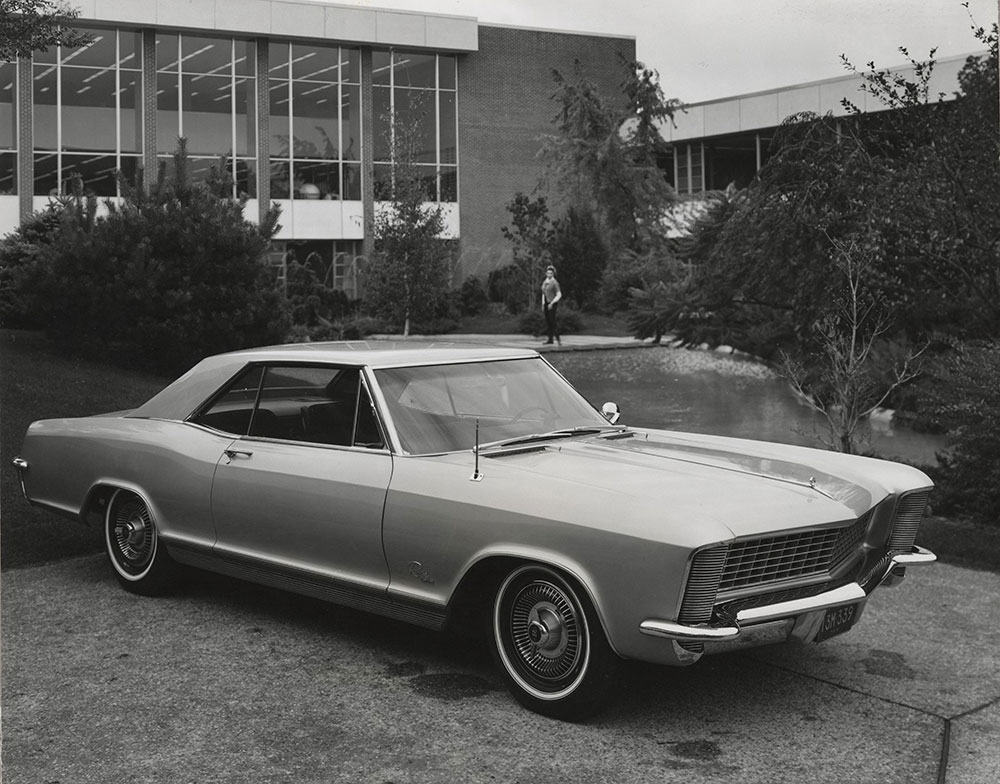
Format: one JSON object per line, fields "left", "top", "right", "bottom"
{"left": 190, "top": 364, "right": 384, "bottom": 449}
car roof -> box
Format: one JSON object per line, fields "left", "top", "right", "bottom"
{"left": 219, "top": 340, "right": 539, "bottom": 368}
{"left": 128, "top": 341, "right": 540, "bottom": 421}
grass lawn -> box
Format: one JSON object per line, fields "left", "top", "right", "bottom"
{"left": 2, "top": 328, "right": 996, "bottom": 574}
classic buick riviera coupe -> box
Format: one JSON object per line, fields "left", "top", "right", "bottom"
{"left": 14, "top": 342, "right": 936, "bottom": 720}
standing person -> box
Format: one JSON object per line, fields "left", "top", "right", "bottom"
{"left": 540, "top": 265, "right": 562, "bottom": 345}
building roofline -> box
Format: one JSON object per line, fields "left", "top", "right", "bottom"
{"left": 477, "top": 21, "right": 635, "bottom": 43}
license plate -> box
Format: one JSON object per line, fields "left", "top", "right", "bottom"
{"left": 816, "top": 603, "right": 859, "bottom": 642}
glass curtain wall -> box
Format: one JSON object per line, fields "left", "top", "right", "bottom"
{"left": 0, "top": 61, "right": 15, "bottom": 194}
{"left": 155, "top": 33, "right": 257, "bottom": 197}
{"left": 372, "top": 50, "right": 457, "bottom": 202}
{"left": 268, "top": 42, "right": 361, "bottom": 200}
{"left": 32, "top": 27, "right": 142, "bottom": 197}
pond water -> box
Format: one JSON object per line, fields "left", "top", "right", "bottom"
{"left": 548, "top": 346, "right": 944, "bottom": 466}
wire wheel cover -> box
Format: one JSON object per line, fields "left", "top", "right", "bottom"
{"left": 111, "top": 498, "right": 155, "bottom": 574}
{"left": 508, "top": 579, "right": 584, "bottom": 684}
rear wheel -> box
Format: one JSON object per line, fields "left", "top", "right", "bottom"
{"left": 492, "top": 564, "right": 619, "bottom": 721}
{"left": 105, "top": 489, "right": 174, "bottom": 595}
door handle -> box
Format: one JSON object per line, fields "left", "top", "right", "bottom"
{"left": 223, "top": 449, "right": 254, "bottom": 463}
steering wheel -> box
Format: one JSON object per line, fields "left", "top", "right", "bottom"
{"left": 511, "top": 405, "right": 550, "bottom": 425}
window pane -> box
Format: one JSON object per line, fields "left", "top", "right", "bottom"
{"left": 191, "top": 365, "right": 265, "bottom": 435}
{"left": 33, "top": 152, "right": 57, "bottom": 195}
{"left": 61, "top": 67, "right": 117, "bottom": 152}
{"left": 292, "top": 44, "right": 340, "bottom": 82}
{"left": 372, "top": 85, "right": 390, "bottom": 162}
{"left": 292, "top": 80, "right": 338, "bottom": 158}
{"left": 156, "top": 71, "right": 179, "bottom": 153}
{"left": 0, "top": 63, "right": 15, "bottom": 150}
{"left": 183, "top": 74, "right": 233, "bottom": 156}
{"left": 235, "top": 157, "right": 256, "bottom": 198}
{"left": 372, "top": 50, "right": 391, "bottom": 86}
{"left": 294, "top": 159, "right": 338, "bottom": 199}
{"left": 182, "top": 36, "right": 231, "bottom": 76}
{"left": 119, "top": 30, "right": 142, "bottom": 71}
{"left": 234, "top": 40, "right": 256, "bottom": 78}
{"left": 32, "top": 65, "right": 58, "bottom": 150}
{"left": 0, "top": 152, "right": 16, "bottom": 194}
{"left": 342, "top": 162, "right": 361, "bottom": 200}
{"left": 119, "top": 154, "right": 139, "bottom": 191}
{"left": 393, "top": 52, "right": 435, "bottom": 89}
{"left": 62, "top": 153, "right": 118, "bottom": 196}
{"left": 155, "top": 33, "right": 180, "bottom": 72}
{"left": 441, "top": 166, "right": 457, "bottom": 202}
{"left": 342, "top": 84, "right": 360, "bottom": 161}
{"left": 234, "top": 76, "right": 256, "bottom": 157}
{"left": 439, "top": 55, "right": 456, "bottom": 90}
{"left": 267, "top": 40, "right": 289, "bottom": 77}
{"left": 270, "top": 158, "right": 290, "bottom": 198}
{"left": 61, "top": 28, "right": 115, "bottom": 68}
{"left": 119, "top": 73, "right": 142, "bottom": 153}
{"left": 268, "top": 79, "right": 290, "bottom": 154}
{"left": 373, "top": 162, "right": 391, "bottom": 200}
{"left": 440, "top": 91, "right": 456, "bottom": 164}
{"left": 342, "top": 48, "right": 361, "bottom": 84}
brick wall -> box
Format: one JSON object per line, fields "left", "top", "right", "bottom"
{"left": 457, "top": 25, "right": 635, "bottom": 280}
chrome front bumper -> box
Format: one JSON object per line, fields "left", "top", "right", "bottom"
{"left": 640, "top": 545, "right": 936, "bottom": 645}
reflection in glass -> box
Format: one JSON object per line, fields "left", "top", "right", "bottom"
{"left": 342, "top": 84, "right": 360, "bottom": 161}
{"left": 292, "top": 44, "right": 341, "bottom": 82}
{"left": 294, "top": 160, "right": 339, "bottom": 199}
{"left": 234, "top": 76, "right": 256, "bottom": 157}
{"left": 439, "top": 56, "right": 456, "bottom": 91}
{"left": 268, "top": 79, "right": 290, "bottom": 148}
{"left": 342, "top": 163, "right": 361, "bottom": 200}
{"left": 155, "top": 33, "right": 180, "bottom": 72}
{"left": 441, "top": 166, "right": 457, "bottom": 202}
{"left": 440, "top": 92, "right": 456, "bottom": 164}
{"left": 372, "top": 86, "right": 391, "bottom": 162}
{"left": 270, "top": 159, "right": 291, "bottom": 198}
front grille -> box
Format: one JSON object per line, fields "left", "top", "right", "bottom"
{"left": 718, "top": 513, "right": 870, "bottom": 593}
{"left": 888, "top": 489, "right": 930, "bottom": 551}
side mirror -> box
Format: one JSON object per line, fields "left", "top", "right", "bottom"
{"left": 601, "top": 401, "right": 621, "bottom": 424}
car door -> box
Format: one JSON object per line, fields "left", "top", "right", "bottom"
{"left": 201, "top": 363, "right": 393, "bottom": 590}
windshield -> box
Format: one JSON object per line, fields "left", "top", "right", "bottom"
{"left": 374, "top": 358, "right": 609, "bottom": 454}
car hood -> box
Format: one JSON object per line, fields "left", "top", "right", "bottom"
{"left": 476, "top": 428, "right": 931, "bottom": 541}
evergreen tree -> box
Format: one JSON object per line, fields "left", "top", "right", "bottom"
{"left": 11, "top": 142, "right": 288, "bottom": 374}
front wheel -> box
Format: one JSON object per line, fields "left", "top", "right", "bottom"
{"left": 492, "top": 564, "right": 619, "bottom": 721}
{"left": 105, "top": 489, "right": 174, "bottom": 595}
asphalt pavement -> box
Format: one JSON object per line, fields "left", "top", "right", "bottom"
{"left": 2, "top": 551, "right": 998, "bottom": 783}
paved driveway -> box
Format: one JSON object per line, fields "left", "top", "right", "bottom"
{"left": 2, "top": 555, "right": 998, "bottom": 783}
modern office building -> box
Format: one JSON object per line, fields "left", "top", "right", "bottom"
{"left": 659, "top": 52, "right": 977, "bottom": 197}
{"left": 0, "top": 0, "right": 635, "bottom": 294}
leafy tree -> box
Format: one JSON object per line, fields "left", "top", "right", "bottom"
{"left": 549, "top": 206, "right": 607, "bottom": 309}
{"left": 777, "top": 238, "right": 926, "bottom": 454}
{"left": 0, "top": 0, "right": 91, "bottom": 60}
{"left": 364, "top": 99, "right": 452, "bottom": 336}
{"left": 499, "top": 193, "right": 554, "bottom": 312}
{"left": 12, "top": 142, "right": 287, "bottom": 374}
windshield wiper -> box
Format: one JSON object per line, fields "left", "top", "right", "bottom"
{"left": 481, "top": 426, "right": 625, "bottom": 451}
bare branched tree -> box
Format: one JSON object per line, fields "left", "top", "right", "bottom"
{"left": 779, "top": 237, "right": 927, "bottom": 454}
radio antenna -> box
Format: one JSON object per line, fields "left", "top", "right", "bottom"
{"left": 470, "top": 417, "right": 483, "bottom": 481}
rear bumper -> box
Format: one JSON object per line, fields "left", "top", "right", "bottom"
{"left": 640, "top": 545, "right": 936, "bottom": 645}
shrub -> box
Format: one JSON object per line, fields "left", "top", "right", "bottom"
{"left": 15, "top": 147, "right": 288, "bottom": 375}
{"left": 487, "top": 264, "right": 528, "bottom": 314}
{"left": 0, "top": 203, "right": 65, "bottom": 328}
{"left": 458, "top": 275, "right": 489, "bottom": 316}
{"left": 517, "top": 304, "right": 583, "bottom": 337}
{"left": 922, "top": 340, "right": 1000, "bottom": 526}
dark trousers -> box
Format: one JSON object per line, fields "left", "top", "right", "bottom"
{"left": 544, "top": 302, "right": 559, "bottom": 343}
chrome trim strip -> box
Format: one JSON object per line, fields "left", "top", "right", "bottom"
{"left": 641, "top": 545, "right": 936, "bottom": 643}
